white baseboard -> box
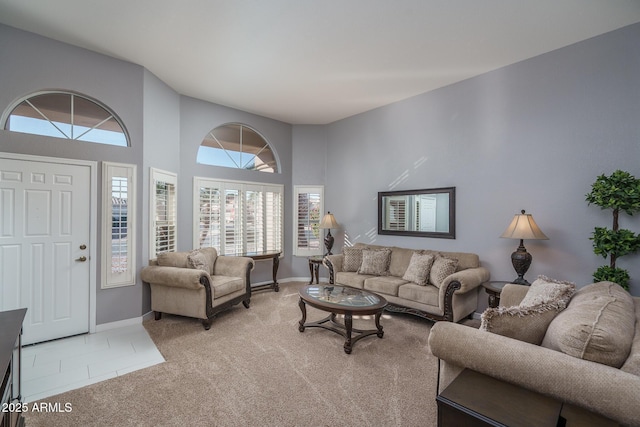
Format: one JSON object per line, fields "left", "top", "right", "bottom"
{"left": 95, "top": 316, "right": 143, "bottom": 332}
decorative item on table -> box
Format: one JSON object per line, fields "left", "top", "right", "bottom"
{"left": 319, "top": 212, "right": 339, "bottom": 255}
{"left": 500, "top": 209, "right": 548, "bottom": 285}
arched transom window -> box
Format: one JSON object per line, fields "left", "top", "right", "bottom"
{"left": 3, "top": 91, "right": 129, "bottom": 146}
{"left": 197, "top": 123, "right": 278, "bottom": 173}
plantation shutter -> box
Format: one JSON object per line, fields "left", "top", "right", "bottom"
{"left": 294, "top": 186, "right": 323, "bottom": 256}
{"left": 194, "top": 178, "right": 283, "bottom": 255}
{"left": 151, "top": 168, "right": 177, "bottom": 258}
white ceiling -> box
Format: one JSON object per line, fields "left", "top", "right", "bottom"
{"left": 1, "top": 0, "right": 640, "bottom": 125}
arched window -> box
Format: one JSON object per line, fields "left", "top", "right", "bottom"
{"left": 3, "top": 91, "right": 129, "bottom": 146}
{"left": 197, "top": 123, "right": 278, "bottom": 173}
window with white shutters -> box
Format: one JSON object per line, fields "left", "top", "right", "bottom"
{"left": 150, "top": 168, "right": 177, "bottom": 258}
{"left": 194, "top": 178, "right": 283, "bottom": 255}
{"left": 293, "top": 186, "right": 323, "bottom": 256}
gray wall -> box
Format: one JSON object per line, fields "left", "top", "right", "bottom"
{"left": 290, "top": 125, "right": 328, "bottom": 279}
{"left": 142, "top": 69, "right": 182, "bottom": 314}
{"left": 178, "top": 96, "right": 293, "bottom": 283}
{"left": 0, "top": 24, "right": 146, "bottom": 324}
{"left": 2, "top": 20, "right": 639, "bottom": 329}
{"left": 0, "top": 23, "right": 295, "bottom": 324}
{"left": 317, "top": 23, "right": 640, "bottom": 300}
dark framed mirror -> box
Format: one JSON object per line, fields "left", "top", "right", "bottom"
{"left": 378, "top": 187, "right": 455, "bottom": 239}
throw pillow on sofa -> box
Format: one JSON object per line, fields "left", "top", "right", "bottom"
{"left": 342, "top": 247, "right": 363, "bottom": 272}
{"left": 429, "top": 256, "right": 458, "bottom": 288}
{"left": 480, "top": 276, "right": 576, "bottom": 345}
{"left": 187, "top": 249, "right": 214, "bottom": 274}
{"left": 402, "top": 252, "right": 435, "bottom": 286}
{"left": 541, "top": 281, "right": 635, "bottom": 368}
{"left": 358, "top": 248, "right": 391, "bottom": 276}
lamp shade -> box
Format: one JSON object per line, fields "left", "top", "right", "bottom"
{"left": 500, "top": 210, "right": 548, "bottom": 240}
{"left": 319, "top": 212, "right": 338, "bottom": 229}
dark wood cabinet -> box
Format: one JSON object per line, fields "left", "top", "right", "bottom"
{"left": 437, "top": 369, "right": 619, "bottom": 427}
{"left": 1, "top": 309, "right": 26, "bottom": 427}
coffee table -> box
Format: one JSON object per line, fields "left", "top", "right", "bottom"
{"left": 298, "top": 285, "right": 388, "bottom": 354}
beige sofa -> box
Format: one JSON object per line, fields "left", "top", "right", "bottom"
{"left": 324, "top": 243, "right": 490, "bottom": 322}
{"left": 140, "top": 248, "right": 254, "bottom": 329}
{"left": 429, "top": 281, "right": 640, "bottom": 426}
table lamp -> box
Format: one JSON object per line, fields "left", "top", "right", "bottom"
{"left": 319, "top": 212, "right": 339, "bottom": 255}
{"left": 500, "top": 209, "right": 548, "bottom": 285}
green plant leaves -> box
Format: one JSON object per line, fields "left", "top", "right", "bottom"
{"left": 586, "top": 170, "right": 640, "bottom": 215}
{"left": 592, "top": 266, "right": 630, "bottom": 291}
{"left": 586, "top": 170, "right": 639, "bottom": 292}
{"left": 590, "top": 227, "right": 640, "bottom": 258}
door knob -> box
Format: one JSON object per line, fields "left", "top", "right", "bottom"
{"left": 75, "top": 256, "right": 87, "bottom": 262}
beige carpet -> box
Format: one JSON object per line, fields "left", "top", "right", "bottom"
{"left": 24, "top": 282, "right": 440, "bottom": 427}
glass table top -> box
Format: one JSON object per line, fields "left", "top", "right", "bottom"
{"left": 302, "top": 285, "right": 383, "bottom": 308}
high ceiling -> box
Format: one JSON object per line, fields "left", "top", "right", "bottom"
{"left": 1, "top": 0, "right": 639, "bottom": 125}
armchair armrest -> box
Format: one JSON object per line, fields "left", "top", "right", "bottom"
{"left": 428, "top": 321, "right": 640, "bottom": 425}
{"left": 140, "top": 265, "right": 208, "bottom": 290}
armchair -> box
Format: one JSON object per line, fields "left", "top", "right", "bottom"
{"left": 140, "top": 248, "right": 254, "bottom": 329}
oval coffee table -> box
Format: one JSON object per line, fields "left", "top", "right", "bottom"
{"left": 298, "top": 284, "right": 388, "bottom": 354}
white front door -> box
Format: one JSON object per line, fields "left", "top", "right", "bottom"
{"left": 1, "top": 157, "right": 92, "bottom": 345}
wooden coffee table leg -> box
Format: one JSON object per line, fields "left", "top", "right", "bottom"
{"left": 343, "top": 313, "right": 353, "bottom": 354}
{"left": 375, "top": 311, "right": 384, "bottom": 338}
{"left": 298, "top": 298, "right": 307, "bottom": 332}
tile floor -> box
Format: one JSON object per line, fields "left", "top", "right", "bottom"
{"left": 21, "top": 323, "right": 165, "bottom": 403}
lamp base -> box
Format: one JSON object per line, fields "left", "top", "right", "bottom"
{"left": 324, "top": 230, "right": 334, "bottom": 256}
{"left": 510, "top": 240, "right": 532, "bottom": 286}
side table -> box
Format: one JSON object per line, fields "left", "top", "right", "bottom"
{"left": 437, "top": 369, "right": 619, "bottom": 427}
{"left": 482, "top": 281, "right": 513, "bottom": 308}
{"left": 240, "top": 251, "right": 281, "bottom": 292}
{"left": 308, "top": 255, "right": 324, "bottom": 284}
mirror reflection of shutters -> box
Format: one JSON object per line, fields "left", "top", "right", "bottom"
{"left": 389, "top": 199, "right": 407, "bottom": 231}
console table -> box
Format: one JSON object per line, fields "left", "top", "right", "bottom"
{"left": 1, "top": 308, "right": 26, "bottom": 427}
{"left": 437, "top": 369, "right": 618, "bottom": 426}
{"left": 239, "top": 251, "right": 281, "bottom": 292}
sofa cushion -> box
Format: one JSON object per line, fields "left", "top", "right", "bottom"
{"left": 398, "top": 283, "right": 439, "bottom": 307}
{"left": 480, "top": 276, "right": 575, "bottom": 345}
{"left": 210, "top": 276, "right": 244, "bottom": 299}
{"left": 402, "top": 252, "right": 435, "bottom": 286}
{"left": 541, "top": 281, "right": 635, "bottom": 368}
{"left": 335, "top": 272, "right": 372, "bottom": 289}
{"left": 620, "top": 299, "right": 640, "bottom": 376}
{"left": 429, "top": 256, "right": 458, "bottom": 288}
{"left": 434, "top": 250, "right": 480, "bottom": 271}
{"left": 342, "top": 247, "right": 363, "bottom": 272}
{"left": 358, "top": 248, "right": 391, "bottom": 276}
{"left": 157, "top": 251, "right": 189, "bottom": 269}
{"left": 364, "top": 276, "right": 409, "bottom": 297}
{"left": 388, "top": 247, "right": 419, "bottom": 278}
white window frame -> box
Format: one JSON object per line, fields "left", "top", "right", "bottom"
{"left": 293, "top": 185, "right": 324, "bottom": 257}
{"left": 150, "top": 168, "right": 178, "bottom": 258}
{"left": 101, "top": 161, "right": 136, "bottom": 289}
{"left": 193, "top": 177, "right": 283, "bottom": 255}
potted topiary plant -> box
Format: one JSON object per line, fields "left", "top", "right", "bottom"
{"left": 585, "top": 170, "right": 640, "bottom": 291}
